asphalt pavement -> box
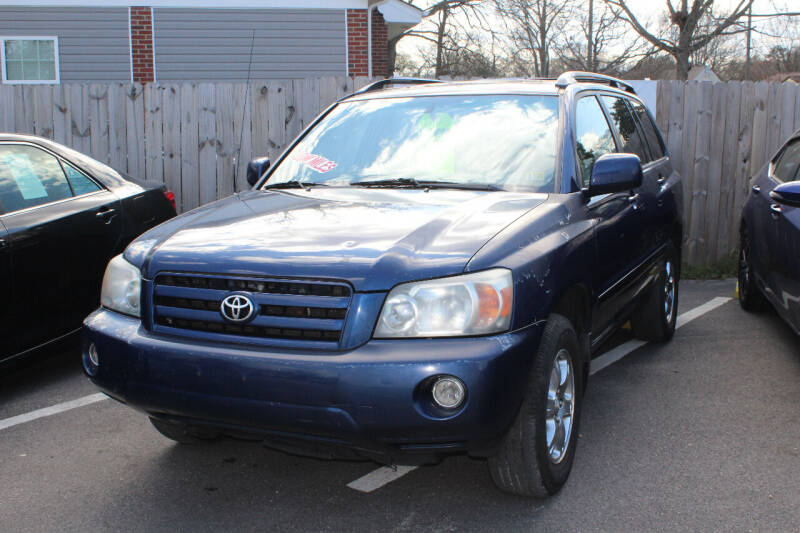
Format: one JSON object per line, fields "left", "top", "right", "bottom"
{"left": 1, "top": 279, "right": 799, "bottom": 532}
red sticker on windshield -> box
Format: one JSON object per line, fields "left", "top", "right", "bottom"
{"left": 292, "top": 152, "right": 338, "bottom": 173}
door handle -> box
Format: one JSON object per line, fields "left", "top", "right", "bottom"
{"left": 96, "top": 207, "right": 116, "bottom": 219}
{"left": 656, "top": 174, "right": 666, "bottom": 185}
{"left": 752, "top": 185, "right": 761, "bottom": 194}
{"left": 628, "top": 193, "right": 641, "bottom": 210}
{"left": 770, "top": 203, "right": 782, "bottom": 217}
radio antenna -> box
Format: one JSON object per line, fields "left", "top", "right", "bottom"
{"left": 234, "top": 29, "right": 256, "bottom": 189}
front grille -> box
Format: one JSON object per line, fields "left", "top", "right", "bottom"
{"left": 151, "top": 274, "right": 351, "bottom": 346}
{"left": 158, "top": 275, "right": 349, "bottom": 297}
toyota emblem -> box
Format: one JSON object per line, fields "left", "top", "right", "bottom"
{"left": 220, "top": 294, "right": 255, "bottom": 323}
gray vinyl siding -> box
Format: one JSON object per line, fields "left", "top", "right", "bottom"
{"left": 154, "top": 8, "right": 346, "bottom": 81}
{"left": 0, "top": 7, "right": 130, "bottom": 82}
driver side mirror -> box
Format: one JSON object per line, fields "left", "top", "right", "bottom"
{"left": 587, "top": 153, "right": 643, "bottom": 196}
{"left": 246, "top": 157, "right": 271, "bottom": 187}
{"left": 770, "top": 181, "right": 800, "bottom": 208}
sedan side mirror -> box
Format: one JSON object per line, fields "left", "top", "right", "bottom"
{"left": 769, "top": 181, "right": 800, "bottom": 208}
{"left": 587, "top": 153, "right": 643, "bottom": 196}
{"left": 246, "top": 157, "right": 271, "bottom": 187}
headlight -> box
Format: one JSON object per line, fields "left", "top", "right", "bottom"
{"left": 374, "top": 269, "right": 513, "bottom": 338}
{"left": 100, "top": 254, "right": 142, "bottom": 317}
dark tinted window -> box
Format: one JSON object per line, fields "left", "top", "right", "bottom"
{"left": 0, "top": 145, "right": 72, "bottom": 214}
{"left": 576, "top": 95, "right": 617, "bottom": 187}
{"left": 601, "top": 95, "right": 649, "bottom": 162}
{"left": 630, "top": 100, "right": 665, "bottom": 160}
{"left": 64, "top": 162, "right": 101, "bottom": 196}
{"left": 773, "top": 139, "right": 800, "bottom": 183}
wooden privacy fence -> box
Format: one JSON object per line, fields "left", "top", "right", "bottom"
{"left": 0, "top": 76, "right": 375, "bottom": 214}
{"left": 1, "top": 77, "right": 800, "bottom": 266}
{"left": 654, "top": 80, "right": 800, "bottom": 266}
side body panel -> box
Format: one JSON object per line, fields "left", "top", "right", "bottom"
{"left": 2, "top": 190, "right": 122, "bottom": 354}
{"left": 0, "top": 220, "right": 12, "bottom": 358}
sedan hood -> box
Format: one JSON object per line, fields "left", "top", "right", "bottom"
{"left": 132, "top": 188, "right": 546, "bottom": 291}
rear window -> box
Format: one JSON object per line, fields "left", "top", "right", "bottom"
{"left": 264, "top": 95, "right": 560, "bottom": 193}
{"left": 629, "top": 100, "right": 665, "bottom": 161}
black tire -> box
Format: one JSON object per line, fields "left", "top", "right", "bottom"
{"left": 738, "top": 228, "right": 766, "bottom": 312}
{"left": 149, "top": 417, "right": 220, "bottom": 444}
{"left": 488, "top": 313, "right": 584, "bottom": 498}
{"left": 631, "top": 245, "right": 679, "bottom": 342}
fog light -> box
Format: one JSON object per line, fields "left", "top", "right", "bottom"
{"left": 88, "top": 343, "right": 100, "bottom": 367}
{"left": 431, "top": 376, "right": 465, "bottom": 409}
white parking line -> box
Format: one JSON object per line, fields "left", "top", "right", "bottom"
{"left": 0, "top": 392, "right": 108, "bottom": 432}
{"left": 346, "top": 465, "right": 418, "bottom": 493}
{"left": 590, "top": 296, "right": 731, "bottom": 375}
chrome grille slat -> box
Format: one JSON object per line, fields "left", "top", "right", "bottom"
{"left": 154, "top": 307, "right": 345, "bottom": 331}
{"left": 151, "top": 273, "right": 351, "bottom": 346}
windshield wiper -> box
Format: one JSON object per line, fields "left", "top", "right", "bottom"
{"left": 350, "top": 178, "right": 423, "bottom": 188}
{"left": 262, "top": 181, "right": 328, "bottom": 190}
{"left": 350, "top": 178, "right": 504, "bottom": 191}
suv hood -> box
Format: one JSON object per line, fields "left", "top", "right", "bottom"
{"left": 132, "top": 188, "right": 547, "bottom": 291}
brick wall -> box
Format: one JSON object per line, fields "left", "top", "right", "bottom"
{"left": 130, "top": 7, "right": 155, "bottom": 83}
{"left": 347, "top": 9, "right": 368, "bottom": 77}
{"left": 371, "top": 9, "right": 389, "bottom": 78}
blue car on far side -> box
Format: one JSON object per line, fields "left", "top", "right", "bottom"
{"left": 739, "top": 130, "right": 800, "bottom": 333}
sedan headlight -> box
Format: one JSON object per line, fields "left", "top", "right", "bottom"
{"left": 375, "top": 269, "right": 513, "bottom": 338}
{"left": 100, "top": 254, "right": 142, "bottom": 318}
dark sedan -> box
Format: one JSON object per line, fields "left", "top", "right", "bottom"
{"left": 0, "top": 134, "right": 176, "bottom": 365}
{"left": 739, "top": 130, "right": 800, "bottom": 333}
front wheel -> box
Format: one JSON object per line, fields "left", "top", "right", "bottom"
{"left": 631, "top": 245, "right": 679, "bottom": 342}
{"left": 488, "top": 314, "right": 584, "bottom": 498}
{"left": 738, "top": 228, "right": 766, "bottom": 312}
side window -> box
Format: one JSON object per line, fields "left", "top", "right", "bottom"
{"left": 575, "top": 95, "right": 617, "bottom": 187}
{"left": 601, "top": 95, "right": 649, "bottom": 163}
{"left": 0, "top": 144, "right": 72, "bottom": 214}
{"left": 630, "top": 100, "right": 665, "bottom": 160}
{"left": 63, "top": 163, "right": 101, "bottom": 196}
{"left": 772, "top": 139, "right": 800, "bottom": 183}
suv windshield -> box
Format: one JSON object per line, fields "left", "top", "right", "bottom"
{"left": 262, "top": 94, "right": 560, "bottom": 193}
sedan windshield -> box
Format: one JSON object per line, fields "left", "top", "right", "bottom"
{"left": 262, "top": 94, "right": 560, "bottom": 193}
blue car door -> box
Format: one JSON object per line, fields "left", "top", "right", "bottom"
{"left": 767, "top": 138, "right": 800, "bottom": 329}
{"left": 574, "top": 94, "right": 647, "bottom": 344}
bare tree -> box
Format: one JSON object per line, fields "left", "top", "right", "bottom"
{"left": 387, "top": 0, "right": 488, "bottom": 77}
{"left": 554, "top": 0, "right": 646, "bottom": 74}
{"left": 495, "top": 0, "right": 573, "bottom": 77}
{"left": 604, "top": 0, "right": 754, "bottom": 80}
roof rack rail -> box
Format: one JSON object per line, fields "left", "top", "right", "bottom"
{"left": 354, "top": 77, "right": 443, "bottom": 95}
{"left": 554, "top": 71, "right": 635, "bottom": 94}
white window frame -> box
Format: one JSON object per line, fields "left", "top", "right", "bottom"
{"left": 0, "top": 36, "right": 61, "bottom": 85}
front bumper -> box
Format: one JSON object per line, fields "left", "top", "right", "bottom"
{"left": 82, "top": 309, "right": 544, "bottom": 459}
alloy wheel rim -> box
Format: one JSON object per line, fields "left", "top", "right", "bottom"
{"left": 739, "top": 245, "right": 750, "bottom": 290}
{"left": 545, "top": 349, "right": 575, "bottom": 464}
{"left": 664, "top": 260, "right": 676, "bottom": 321}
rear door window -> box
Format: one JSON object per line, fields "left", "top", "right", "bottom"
{"left": 0, "top": 144, "right": 72, "bottom": 214}
{"left": 772, "top": 139, "right": 800, "bottom": 183}
{"left": 601, "top": 95, "right": 650, "bottom": 163}
{"left": 630, "top": 100, "right": 665, "bottom": 160}
{"left": 575, "top": 95, "right": 617, "bottom": 187}
{"left": 63, "top": 162, "right": 101, "bottom": 196}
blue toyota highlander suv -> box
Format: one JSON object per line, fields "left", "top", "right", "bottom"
{"left": 83, "top": 73, "right": 682, "bottom": 497}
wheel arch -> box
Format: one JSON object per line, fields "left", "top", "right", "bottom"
{"left": 550, "top": 283, "right": 591, "bottom": 389}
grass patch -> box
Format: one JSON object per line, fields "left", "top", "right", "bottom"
{"left": 681, "top": 253, "right": 738, "bottom": 280}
